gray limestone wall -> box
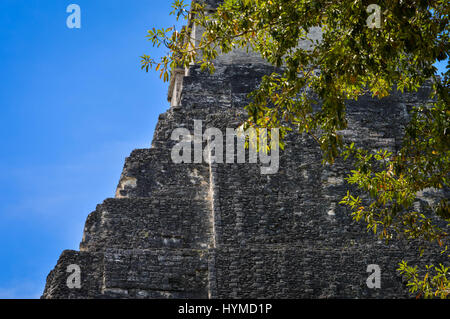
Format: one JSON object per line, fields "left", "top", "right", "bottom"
{"left": 209, "top": 245, "right": 439, "bottom": 299}
{"left": 79, "top": 197, "right": 213, "bottom": 252}
{"left": 42, "top": 249, "right": 209, "bottom": 299}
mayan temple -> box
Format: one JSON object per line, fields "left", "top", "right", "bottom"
{"left": 42, "top": 0, "right": 445, "bottom": 299}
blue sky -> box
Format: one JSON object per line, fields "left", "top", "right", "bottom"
{"left": 0, "top": 1, "right": 447, "bottom": 299}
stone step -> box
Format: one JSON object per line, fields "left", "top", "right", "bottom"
{"left": 115, "top": 147, "right": 210, "bottom": 199}
{"left": 150, "top": 107, "right": 247, "bottom": 149}
{"left": 102, "top": 248, "right": 209, "bottom": 299}
{"left": 80, "top": 197, "right": 213, "bottom": 252}
{"left": 41, "top": 250, "right": 104, "bottom": 299}
{"left": 42, "top": 248, "right": 209, "bottom": 299}
{"left": 43, "top": 244, "right": 444, "bottom": 299}
{"left": 210, "top": 245, "right": 414, "bottom": 299}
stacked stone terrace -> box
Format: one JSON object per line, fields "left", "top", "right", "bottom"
{"left": 42, "top": 0, "right": 445, "bottom": 298}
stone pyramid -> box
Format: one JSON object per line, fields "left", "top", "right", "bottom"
{"left": 42, "top": 0, "right": 443, "bottom": 299}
